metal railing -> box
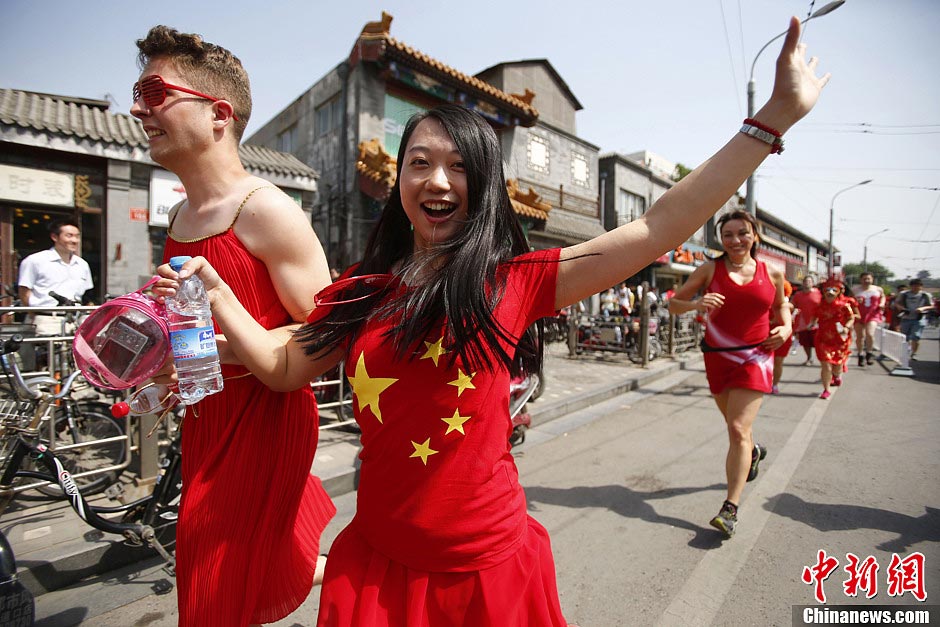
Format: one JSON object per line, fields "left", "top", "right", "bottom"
{"left": 311, "top": 368, "right": 356, "bottom": 431}
{"left": 872, "top": 324, "right": 913, "bottom": 376}
{"left": 664, "top": 311, "right": 703, "bottom": 355}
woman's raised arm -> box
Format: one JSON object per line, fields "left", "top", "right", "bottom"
{"left": 555, "top": 16, "right": 829, "bottom": 311}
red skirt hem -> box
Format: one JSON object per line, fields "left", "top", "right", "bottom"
{"left": 317, "top": 515, "right": 568, "bottom": 627}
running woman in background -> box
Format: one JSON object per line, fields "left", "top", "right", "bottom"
{"left": 669, "top": 210, "right": 790, "bottom": 538}
{"left": 851, "top": 272, "right": 885, "bottom": 367}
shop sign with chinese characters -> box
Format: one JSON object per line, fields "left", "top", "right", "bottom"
{"left": 0, "top": 164, "right": 74, "bottom": 206}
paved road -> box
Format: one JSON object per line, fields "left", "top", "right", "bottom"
{"left": 35, "top": 334, "right": 939, "bottom": 626}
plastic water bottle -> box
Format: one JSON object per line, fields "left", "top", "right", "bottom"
{"left": 165, "top": 256, "right": 223, "bottom": 405}
{"left": 111, "top": 384, "right": 177, "bottom": 418}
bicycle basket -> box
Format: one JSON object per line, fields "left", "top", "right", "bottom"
{"left": 72, "top": 278, "right": 170, "bottom": 391}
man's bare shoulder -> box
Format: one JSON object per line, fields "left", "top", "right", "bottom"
{"left": 236, "top": 182, "right": 302, "bottom": 218}
{"left": 232, "top": 182, "right": 319, "bottom": 258}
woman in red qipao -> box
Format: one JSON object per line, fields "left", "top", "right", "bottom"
{"left": 812, "top": 279, "right": 856, "bottom": 399}
{"left": 157, "top": 20, "right": 828, "bottom": 624}
{"left": 668, "top": 211, "right": 791, "bottom": 538}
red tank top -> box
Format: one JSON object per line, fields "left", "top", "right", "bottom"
{"left": 704, "top": 259, "right": 775, "bottom": 347}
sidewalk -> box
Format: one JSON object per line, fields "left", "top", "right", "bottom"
{"left": 7, "top": 341, "right": 703, "bottom": 597}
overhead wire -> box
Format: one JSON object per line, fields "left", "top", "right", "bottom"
{"left": 718, "top": 0, "right": 744, "bottom": 119}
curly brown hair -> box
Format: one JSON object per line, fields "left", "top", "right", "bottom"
{"left": 136, "top": 25, "right": 251, "bottom": 141}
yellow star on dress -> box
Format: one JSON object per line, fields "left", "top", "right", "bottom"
{"left": 447, "top": 369, "right": 476, "bottom": 397}
{"left": 347, "top": 352, "right": 398, "bottom": 423}
{"left": 410, "top": 438, "right": 439, "bottom": 465}
{"left": 441, "top": 409, "right": 471, "bottom": 435}
{"left": 420, "top": 336, "right": 448, "bottom": 367}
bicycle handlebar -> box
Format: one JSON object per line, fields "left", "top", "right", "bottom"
{"left": 1, "top": 334, "right": 22, "bottom": 356}
{"left": 0, "top": 335, "right": 85, "bottom": 401}
{"left": 48, "top": 291, "right": 77, "bottom": 307}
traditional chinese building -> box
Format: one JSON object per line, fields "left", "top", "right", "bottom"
{"left": 248, "top": 12, "right": 603, "bottom": 269}
{"left": 0, "top": 89, "right": 318, "bottom": 301}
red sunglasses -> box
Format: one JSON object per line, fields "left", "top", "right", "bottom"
{"left": 133, "top": 74, "right": 239, "bottom": 121}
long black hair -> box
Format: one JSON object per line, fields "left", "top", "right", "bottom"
{"left": 295, "top": 104, "right": 542, "bottom": 377}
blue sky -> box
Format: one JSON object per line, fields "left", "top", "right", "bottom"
{"left": 3, "top": 0, "right": 938, "bottom": 280}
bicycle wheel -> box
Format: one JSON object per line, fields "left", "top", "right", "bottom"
{"left": 34, "top": 401, "right": 126, "bottom": 497}
{"left": 122, "top": 433, "right": 182, "bottom": 554}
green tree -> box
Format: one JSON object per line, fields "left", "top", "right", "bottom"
{"left": 916, "top": 269, "right": 931, "bottom": 281}
{"left": 842, "top": 261, "right": 893, "bottom": 286}
{"left": 674, "top": 163, "right": 692, "bottom": 181}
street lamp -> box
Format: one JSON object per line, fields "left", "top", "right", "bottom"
{"left": 828, "top": 179, "right": 873, "bottom": 277}
{"left": 863, "top": 228, "right": 889, "bottom": 272}
{"left": 744, "top": 0, "right": 846, "bottom": 215}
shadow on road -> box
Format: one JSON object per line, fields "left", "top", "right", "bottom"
{"left": 764, "top": 493, "right": 940, "bottom": 553}
{"left": 525, "top": 482, "right": 728, "bottom": 549}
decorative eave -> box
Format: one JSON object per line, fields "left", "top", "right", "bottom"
{"left": 507, "top": 179, "right": 550, "bottom": 221}
{"left": 349, "top": 12, "right": 538, "bottom": 127}
{"left": 356, "top": 138, "right": 397, "bottom": 201}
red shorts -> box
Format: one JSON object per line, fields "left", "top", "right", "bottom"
{"left": 774, "top": 335, "right": 793, "bottom": 358}
{"left": 704, "top": 349, "right": 774, "bottom": 395}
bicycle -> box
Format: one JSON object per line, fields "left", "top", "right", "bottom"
{"left": 1, "top": 332, "right": 127, "bottom": 498}
{"left": 0, "top": 334, "right": 181, "bottom": 590}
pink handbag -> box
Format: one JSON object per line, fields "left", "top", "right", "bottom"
{"left": 72, "top": 278, "right": 170, "bottom": 391}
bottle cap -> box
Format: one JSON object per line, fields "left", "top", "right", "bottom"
{"left": 111, "top": 402, "right": 130, "bottom": 418}
{"left": 169, "top": 256, "right": 193, "bottom": 272}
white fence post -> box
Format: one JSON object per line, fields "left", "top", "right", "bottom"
{"left": 892, "top": 341, "right": 914, "bottom": 377}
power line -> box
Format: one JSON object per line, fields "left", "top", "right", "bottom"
{"left": 756, "top": 175, "right": 940, "bottom": 191}
{"left": 802, "top": 122, "right": 940, "bottom": 129}
{"left": 736, "top": 0, "right": 747, "bottom": 99}
{"left": 759, "top": 166, "right": 940, "bottom": 172}
{"left": 756, "top": 174, "right": 940, "bottom": 192}
{"left": 792, "top": 128, "right": 940, "bottom": 136}
{"left": 718, "top": 0, "right": 743, "bottom": 119}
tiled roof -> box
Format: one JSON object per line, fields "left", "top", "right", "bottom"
{"left": 383, "top": 38, "right": 539, "bottom": 120}
{"left": 544, "top": 211, "right": 607, "bottom": 242}
{"left": 511, "top": 199, "right": 549, "bottom": 221}
{"left": 0, "top": 88, "right": 146, "bottom": 146}
{"left": 238, "top": 143, "right": 318, "bottom": 180}
{"left": 0, "top": 88, "right": 317, "bottom": 179}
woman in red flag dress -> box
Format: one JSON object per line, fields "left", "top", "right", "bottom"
{"left": 813, "top": 279, "right": 856, "bottom": 399}
{"left": 157, "top": 18, "right": 827, "bottom": 624}
{"left": 668, "top": 211, "right": 790, "bottom": 538}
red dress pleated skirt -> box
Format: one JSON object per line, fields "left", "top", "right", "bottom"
{"left": 174, "top": 375, "right": 336, "bottom": 626}
{"left": 317, "top": 516, "right": 568, "bottom": 627}
{"left": 166, "top": 227, "right": 336, "bottom": 626}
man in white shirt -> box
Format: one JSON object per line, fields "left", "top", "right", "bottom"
{"left": 17, "top": 218, "right": 93, "bottom": 335}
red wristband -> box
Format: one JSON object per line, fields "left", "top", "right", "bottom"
{"left": 743, "top": 118, "right": 782, "bottom": 138}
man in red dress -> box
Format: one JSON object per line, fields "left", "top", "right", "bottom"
{"left": 132, "top": 26, "right": 334, "bottom": 626}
